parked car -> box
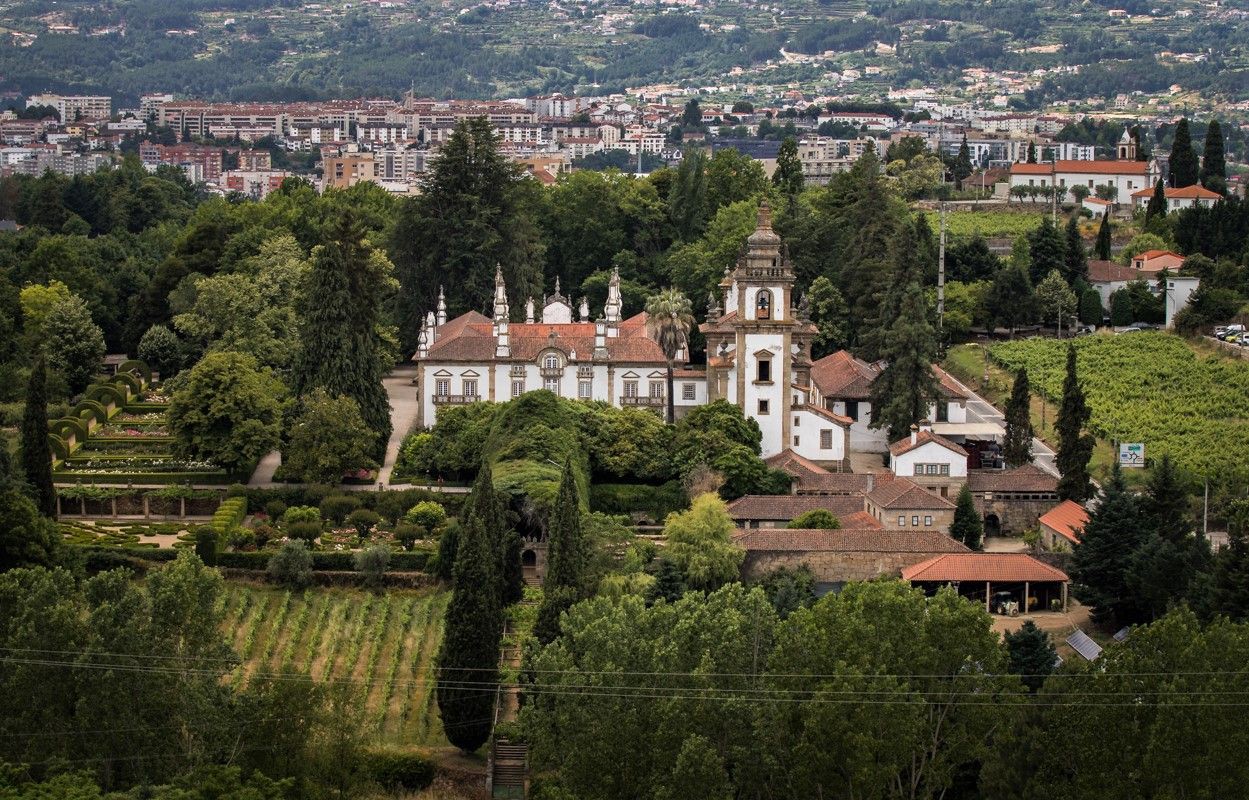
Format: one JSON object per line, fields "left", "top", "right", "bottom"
{"left": 1075, "top": 325, "right": 1096, "bottom": 337}
{"left": 1116, "top": 326, "right": 1143, "bottom": 335}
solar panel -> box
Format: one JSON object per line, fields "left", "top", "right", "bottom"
{"left": 1066, "top": 629, "right": 1103, "bottom": 661}
{"left": 1113, "top": 627, "right": 1131, "bottom": 642}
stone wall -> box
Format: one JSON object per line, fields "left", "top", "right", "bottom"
{"left": 974, "top": 494, "right": 1057, "bottom": 536}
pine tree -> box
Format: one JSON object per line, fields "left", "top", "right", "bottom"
{"left": 861, "top": 220, "right": 926, "bottom": 361}
{"left": 950, "top": 483, "right": 983, "bottom": 550}
{"left": 20, "top": 356, "right": 56, "bottom": 518}
{"left": 868, "top": 281, "right": 938, "bottom": 442}
{"left": 987, "top": 263, "right": 1037, "bottom": 335}
{"left": 1004, "top": 621, "right": 1056, "bottom": 692}
{"left": 435, "top": 511, "right": 501, "bottom": 753}
{"left": 1169, "top": 118, "right": 1199, "bottom": 188}
{"left": 1027, "top": 141, "right": 1037, "bottom": 164}
{"left": 1026, "top": 216, "right": 1066, "bottom": 286}
{"left": 1003, "top": 368, "right": 1033, "bottom": 467}
{"left": 670, "top": 148, "right": 708, "bottom": 241}
{"left": 1070, "top": 465, "right": 1147, "bottom": 625}
{"left": 1143, "top": 453, "right": 1190, "bottom": 544}
{"left": 1200, "top": 119, "right": 1226, "bottom": 194}
{"left": 772, "top": 136, "right": 804, "bottom": 198}
{"left": 294, "top": 212, "right": 393, "bottom": 461}
{"left": 1144, "top": 179, "right": 1168, "bottom": 226}
{"left": 1055, "top": 345, "right": 1095, "bottom": 502}
{"left": 534, "top": 461, "right": 586, "bottom": 644}
{"left": 1063, "top": 215, "right": 1087, "bottom": 284}
{"left": 1094, "top": 211, "right": 1112, "bottom": 261}
{"left": 646, "top": 558, "right": 688, "bottom": 605}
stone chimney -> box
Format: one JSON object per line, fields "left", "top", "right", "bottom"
{"left": 919, "top": 419, "right": 932, "bottom": 434}
{"left": 594, "top": 318, "right": 609, "bottom": 359}
{"left": 910, "top": 423, "right": 919, "bottom": 445}
{"left": 436, "top": 285, "right": 447, "bottom": 327}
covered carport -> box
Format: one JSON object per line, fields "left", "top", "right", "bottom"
{"left": 901, "top": 553, "right": 1069, "bottom": 614}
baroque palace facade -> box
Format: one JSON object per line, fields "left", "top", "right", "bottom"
{"left": 413, "top": 202, "right": 855, "bottom": 465}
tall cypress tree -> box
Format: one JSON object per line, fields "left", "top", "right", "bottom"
{"left": 1026, "top": 141, "right": 1037, "bottom": 164}
{"left": 1063, "top": 215, "right": 1087, "bottom": 284}
{"left": 868, "top": 281, "right": 938, "bottom": 442}
{"left": 1094, "top": 211, "right": 1112, "bottom": 261}
{"left": 294, "top": 212, "right": 393, "bottom": 461}
{"left": 468, "top": 463, "right": 522, "bottom": 606}
{"left": 669, "top": 147, "right": 709, "bottom": 241}
{"left": 534, "top": 461, "right": 586, "bottom": 644}
{"left": 1003, "top": 368, "right": 1033, "bottom": 467}
{"left": 950, "top": 484, "right": 983, "bottom": 550}
{"left": 1200, "top": 119, "right": 1226, "bottom": 194}
{"left": 1056, "top": 345, "right": 1095, "bottom": 502}
{"left": 1169, "top": 118, "right": 1199, "bottom": 188}
{"left": 1027, "top": 216, "right": 1066, "bottom": 286}
{"left": 861, "top": 221, "right": 925, "bottom": 362}
{"left": 20, "top": 356, "right": 56, "bottom": 518}
{"left": 954, "top": 136, "right": 973, "bottom": 187}
{"left": 1144, "top": 179, "right": 1168, "bottom": 226}
{"left": 435, "top": 511, "right": 501, "bottom": 753}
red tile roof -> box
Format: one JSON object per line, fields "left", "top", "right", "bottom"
{"left": 809, "top": 350, "right": 878, "bottom": 399}
{"left": 801, "top": 403, "right": 853, "bottom": 427}
{"left": 842, "top": 510, "right": 883, "bottom": 529}
{"left": 867, "top": 476, "right": 955, "bottom": 510}
{"left": 967, "top": 464, "right": 1058, "bottom": 493}
{"left": 1010, "top": 160, "right": 1149, "bottom": 176}
{"left": 763, "top": 450, "right": 875, "bottom": 494}
{"left": 889, "top": 429, "right": 967, "bottom": 458}
{"left": 901, "top": 553, "right": 1069, "bottom": 583}
{"left": 1087, "top": 260, "right": 1143, "bottom": 283}
{"left": 733, "top": 528, "right": 968, "bottom": 554}
{"left": 932, "top": 365, "right": 970, "bottom": 400}
{"left": 425, "top": 311, "right": 670, "bottom": 364}
{"left": 1038, "top": 500, "right": 1089, "bottom": 544}
{"left": 1130, "top": 184, "right": 1222, "bottom": 200}
{"left": 1133, "top": 249, "right": 1182, "bottom": 262}
{"left": 727, "top": 494, "right": 866, "bottom": 521}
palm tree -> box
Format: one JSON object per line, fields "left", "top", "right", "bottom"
{"left": 645, "top": 288, "right": 694, "bottom": 424}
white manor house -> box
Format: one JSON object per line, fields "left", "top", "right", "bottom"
{"left": 413, "top": 202, "right": 970, "bottom": 466}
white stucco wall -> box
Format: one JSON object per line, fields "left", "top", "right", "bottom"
{"left": 890, "top": 440, "right": 968, "bottom": 479}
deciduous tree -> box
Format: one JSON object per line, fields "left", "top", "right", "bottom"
{"left": 43, "top": 295, "right": 105, "bottom": 395}
{"left": 283, "top": 388, "right": 377, "bottom": 484}
{"left": 168, "top": 351, "right": 285, "bottom": 473}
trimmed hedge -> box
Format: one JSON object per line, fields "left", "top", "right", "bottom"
{"left": 366, "top": 749, "right": 435, "bottom": 792}
{"left": 118, "top": 359, "right": 152, "bottom": 384}
{"left": 590, "top": 481, "right": 688, "bottom": 522}
{"left": 211, "top": 497, "right": 248, "bottom": 536}
{"left": 80, "top": 546, "right": 179, "bottom": 574}
{"left": 51, "top": 471, "right": 238, "bottom": 485}
{"left": 227, "top": 485, "right": 464, "bottom": 523}
{"left": 217, "top": 550, "right": 432, "bottom": 572}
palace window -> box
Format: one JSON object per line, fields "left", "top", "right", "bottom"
{"left": 897, "top": 515, "right": 906, "bottom": 527}
{"left": 462, "top": 379, "right": 477, "bottom": 397}
{"left": 624, "top": 380, "right": 638, "bottom": 398}
{"left": 924, "top": 516, "right": 933, "bottom": 527}
{"left": 793, "top": 415, "right": 800, "bottom": 427}
{"left": 756, "top": 289, "right": 772, "bottom": 320}
{"left": 757, "top": 357, "right": 771, "bottom": 383}
{"left": 820, "top": 429, "right": 833, "bottom": 450}
{"left": 682, "top": 383, "right": 696, "bottom": 401}
{"left": 435, "top": 379, "right": 449, "bottom": 397}
{"left": 544, "top": 354, "right": 559, "bottom": 370}
{"left": 578, "top": 380, "right": 592, "bottom": 399}
{"left": 911, "top": 515, "right": 920, "bottom": 527}
{"left": 511, "top": 379, "right": 524, "bottom": 398}
{"left": 845, "top": 400, "right": 859, "bottom": 421}
{"left": 793, "top": 435, "right": 800, "bottom": 447}
{"left": 757, "top": 399, "right": 770, "bottom": 415}
{"left": 649, "top": 381, "right": 664, "bottom": 399}
{"left": 544, "top": 378, "right": 560, "bottom": 394}
{"left": 936, "top": 402, "right": 949, "bottom": 422}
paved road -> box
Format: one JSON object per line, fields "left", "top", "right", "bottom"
{"left": 945, "top": 373, "right": 1060, "bottom": 477}
{"left": 247, "top": 365, "right": 432, "bottom": 491}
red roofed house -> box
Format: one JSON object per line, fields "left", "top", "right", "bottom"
{"left": 865, "top": 474, "right": 957, "bottom": 532}
{"left": 728, "top": 493, "right": 874, "bottom": 529}
{"left": 804, "top": 351, "right": 970, "bottom": 453}
{"left": 1038, "top": 499, "right": 1089, "bottom": 550}
{"left": 1130, "top": 183, "right": 1221, "bottom": 212}
{"left": 888, "top": 422, "right": 968, "bottom": 498}
{"left": 902, "top": 553, "right": 1070, "bottom": 612}
{"left": 1008, "top": 145, "right": 1159, "bottom": 205}
{"left": 1129, "top": 249, "right": 1184, "bottom": 275}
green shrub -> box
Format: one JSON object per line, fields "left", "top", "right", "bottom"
{"left": 210, "top": 497, "right": 248, "bottom": 537}
{"left": 366, "top": 749, "right": 434, "bottom": 792}
{"left": 353, "top": 545, "right": 390, "bottom": 589}
{"left": 347, "top": 508, "right": 381, "bottom": 539}
{"left": 287, "top": 521, "right": 322, "bottom": 545}
{"left": 403, "top": 500, "right": 447, "bottom": 529}
{"left": 319, "top": 494, "right": 361, "bottom": 525}
{"left": 282, "top": 505, "right": 321, "bottom": 526}
{"left": 194, "top": 529, "right": 218, "bottom": 565}
{"left": 267, "top": 541, "right": 313, "bottom": 588}
{"left": 394, "top": 523, "right": 423, "bottom": 550}
{"left": 264, "top": 499, "right": 288, "bottom": 521}
{"left": 590, "top": 481, "right": 688, "bottom": 522}
{"left": 787, "top": 509, "right": 842, "bottom": 529}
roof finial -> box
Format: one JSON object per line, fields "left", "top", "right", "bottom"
{"left": 757, "top": 198, "right": 772, "bottom": 231}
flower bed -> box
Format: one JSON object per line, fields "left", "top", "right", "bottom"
{"left": 60, "top": 456, "right": 221, "bottom": 473}
{"left": 94, "top": 424, "right": 170, "bottom": 437}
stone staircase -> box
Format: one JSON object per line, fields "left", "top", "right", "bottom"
{"left": 491, "top": 739, "right": 528, "bottom": 799}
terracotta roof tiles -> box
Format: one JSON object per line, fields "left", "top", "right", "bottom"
{"left": 901, "top": 553, "right": 1069, "bottom": 583}
{"left": 867, "top": 476, "right": 956, "bottom": 510}
{"left": 1038, "top": 500, "right": 1089, "bottom": 544}
{"left": 733, "top": 528, "right": 968, "bottom": 554}
{"left": 727, "top": 494, "right": 866, "bottom": 521}
{"left": 1010, "top": 160, "right": 1149, "bottom": 176}
{"left": 966, "top": 464, "right": 1058, "bottom": 493}
{"left": 889, "top": 429, "right": 967, "bottom": 458}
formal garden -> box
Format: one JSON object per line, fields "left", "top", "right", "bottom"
{"left": 48, "top": 362, "right": 237, "bottom": 486}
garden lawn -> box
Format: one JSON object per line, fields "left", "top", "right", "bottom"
{"left": 219, "top": 583, "right": 451, "bottom": 748}
{"left": 921, "top": 209, "right": 1044, "bottom": 239}
{"left": 989, "top": 333, "right": 1249, "bottom": 487}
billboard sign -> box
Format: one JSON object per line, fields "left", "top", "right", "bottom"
{"left": 1118, "top": 442, "right": 1145, "bottom": 469}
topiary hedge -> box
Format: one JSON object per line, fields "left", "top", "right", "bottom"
{"left": 74, "top": 399, "right": 108, "bottom": 425}
{"left": 590, "top": 481, "right": 688, "bottom": 522}
{"left": 216, "top": 550, "right": 431, "bottom": 572}
{"left": 225, "top": 485, "right": 463, "bottom": 523}
{"left": 118, "top": 359, "right": 152, "bottom": 384}
{"left": 210, "top": 497, "right": 248, "bottom": 536}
